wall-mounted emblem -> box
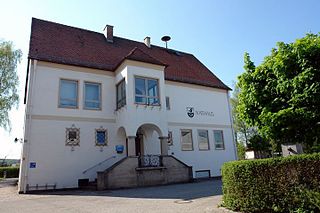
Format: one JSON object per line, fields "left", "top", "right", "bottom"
{"left": 186, "top": 107, "right": 214, "bottom": 118}
{"left": 186, "top": 107, "right": 194, "bottom": 118}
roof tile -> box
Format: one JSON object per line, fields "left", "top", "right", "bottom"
{"left": 28, "top": 18, "right": 230, "bottom": 90}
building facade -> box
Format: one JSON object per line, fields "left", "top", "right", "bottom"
{"left": 19, "top": 18, "right": 237, "bottom": 192}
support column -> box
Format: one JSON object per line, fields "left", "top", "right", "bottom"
{"left": 159, "top": 136, "right": 169, "bottom": 155}
{"left": 127, "top": 136, "right": 136, "bottom": 156}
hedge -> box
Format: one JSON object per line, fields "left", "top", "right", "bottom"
{"left": 222, "top": 153, "right": 320, "bottom": 213}
{"left": 0, "top": 167, "right": 19, "bottom": 178}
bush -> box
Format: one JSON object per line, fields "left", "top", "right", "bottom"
{"left": 0, "top": 167, "right": 19, "bottom": 178}
{"left": 222, "top": 153, "right": 320, "bottom": 212}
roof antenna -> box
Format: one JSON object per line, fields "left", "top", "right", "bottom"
{"left": 161, "top": 36, "right": 171, "bottom": 49}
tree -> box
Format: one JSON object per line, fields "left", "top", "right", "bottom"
{"left": 237, "top": 33, "right": 320, "bottom": 153}
{"left": 236, "top": 141, "right": 246, "bottom": 160}
{"left": 0, "top": 40, "right": 22, "bottom": 130}
{"left": 230, "top": 82, "right": 257, "bottom": 146}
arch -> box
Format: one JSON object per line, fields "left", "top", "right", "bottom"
{"left": 116, "top": 126, "right": 127, "bottom": 138}
{"left": 134, "top": 123, "right": 163, "bottom": 137}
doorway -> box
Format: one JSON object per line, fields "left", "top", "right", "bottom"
{"left": 135, "top": 133, "right": 144, "bottom": 156}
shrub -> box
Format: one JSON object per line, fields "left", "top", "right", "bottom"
{"left": 222, "top": 153, "right": 320, "bottom": 212}
{"left": 0, "top": 167, "right": 19, "bottom": 178}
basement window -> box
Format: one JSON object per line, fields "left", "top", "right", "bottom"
{"left": 195, "top": 170, "right": 211, "bottom": 179}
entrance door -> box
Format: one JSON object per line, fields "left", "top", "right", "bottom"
{"left": 135, "top": 134, "right": 143, "bottom": 156}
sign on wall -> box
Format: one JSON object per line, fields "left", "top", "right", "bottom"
{"left": 29, "top": 162, "right": 36, "bottom": 168}
{"left": 186, "top": 107, "right": 214, "bottom": 118}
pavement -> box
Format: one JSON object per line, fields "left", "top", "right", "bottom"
{"left": 0, "top": 179, "right": 233, "bottom": 213}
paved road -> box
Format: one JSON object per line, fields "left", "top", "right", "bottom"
{"left": 0, "top": 179, "right": 232, "bottom": 213}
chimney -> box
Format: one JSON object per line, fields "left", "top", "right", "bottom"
{"left": 144, "top": 36, "right": 151, "bottom": 48}
{"left": 104, "top": 25, "right": 113, "bottom": 43}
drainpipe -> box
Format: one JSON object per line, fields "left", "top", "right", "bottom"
{"left": 20, "top": 59, "right": 37, "bottom": 193}
{"left": 227, "top": 91, "right": 238, "bottom": 160}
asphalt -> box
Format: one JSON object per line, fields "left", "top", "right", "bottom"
{"left": 0, "top": 179, "right": 234, "bottom": 213}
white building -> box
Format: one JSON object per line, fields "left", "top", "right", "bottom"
{"left": 19, "top": 18, "right": 237, "bottom": 193}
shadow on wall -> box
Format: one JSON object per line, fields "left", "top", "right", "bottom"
{"left": 25, "top": 179, "right": 222, "bottom": 201}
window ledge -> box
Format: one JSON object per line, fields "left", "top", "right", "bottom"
{"left": 135, "top": 103, "right": 161, "bottom": 108}
{"left": 83, "top": 107, "right": 102, "bottom": 111}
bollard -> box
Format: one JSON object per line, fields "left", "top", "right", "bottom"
{"left": 3, "top": 171, "right": 7, "bottom": 179}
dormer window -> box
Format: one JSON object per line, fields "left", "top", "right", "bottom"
{"left": 135, "top": 77, "right": 160, "bottom": 105}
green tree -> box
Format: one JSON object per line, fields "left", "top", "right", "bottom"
{"left": 0, "top": 40, "right": 22, "bottom": 130}
{"left": 237, "top": 33, "right": 320, "bottom": 153}
{"left": 230, "top": 82, "right": 257, "bottom": 146}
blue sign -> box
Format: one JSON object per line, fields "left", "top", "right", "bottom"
{"left": 115, "top": 145, "right": 124, "bottom": 153}
{"left": 30, "top": 162, "right": 36, "bottom": 168}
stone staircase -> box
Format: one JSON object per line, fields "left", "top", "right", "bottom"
{"left": 97, "top": 155, "right": 193, "bottom": 190}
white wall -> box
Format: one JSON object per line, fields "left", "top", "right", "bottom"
{"left": 165, "top": 82, "right": 236, "bottom": 177}
{"left": 21, "top": 62, "right": 126, "bottom": 190}
{"left": 165, "top": 81, "right": 231, "bottom": 125}
{"left": 21, "top": 60, "right": 236, "bottom": 191}
{"left": 27, "top": 119, "right": 126, "bottom": 188}
{"left": 31, "top": 62, "right": 116, "bottom": 119}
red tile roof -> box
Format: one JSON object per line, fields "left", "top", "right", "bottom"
{"left": 28, "top": 18, "right": 230, "bottom": 90}
{"left": 123, "top": 47, "right": 167, "bottom": 67}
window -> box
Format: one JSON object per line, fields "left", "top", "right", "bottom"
{"left": 135, "top": 77, "right": 160, "bottom": 105}
{"left": 166, "top": 96, "right": 170, "bottom": 110}
{"left": 84, "top": 82, "right": 101, "bottom": 109}
{"left": 116, "top": 79, "right": 126, "bottom": 109}
{"left": 95, "top": 128, "right": 108, "bottom": 146}
{"left": 181, "top": 129, "right": 193, "bottom": 151}
{"left": 195, "top": 170, "right": 211, "bottom": 179}
{"left": 198, "top": 130, "right": 209, "bottom": 150}
{"left": 168, "top": 131, "right": 173, "bottom": 146}
{"left": 66, "top": 126, "right": 80, "bottom": 146}
{"left": 213, "top": 130, "right": 225, "bottom": 150}
{"left": 59, "top": 79, "right": 78, "bottom": 108}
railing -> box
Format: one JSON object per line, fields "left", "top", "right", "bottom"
{"left": 138, "top": 155, "right": 163, "bottom": 167}
{"left": 83, "top": 156, "right": 116, "bottom": 174}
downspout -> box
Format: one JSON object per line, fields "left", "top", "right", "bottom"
{"left": 227, "top": 91, "right": 238, "bottom": 160}
{"left": 23, "top": 59, "right": 30, "bottom": 104}
{"left": 19, "top": 59, "right": 37, "bottom": 193}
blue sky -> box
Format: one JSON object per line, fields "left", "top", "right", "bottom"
{"left": 0, "top": 0, "right": 320, "bottom": 158}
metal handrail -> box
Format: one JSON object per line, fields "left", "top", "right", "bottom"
{"left": 82, "top": 156, "right": 116, "bottom": 174}
{"left": 138, "top": 155, "right": 163, "bottom": 167}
